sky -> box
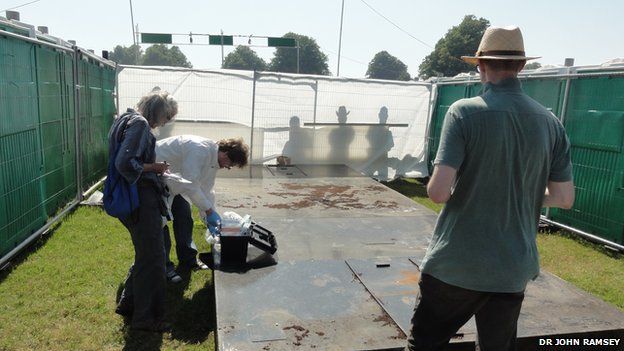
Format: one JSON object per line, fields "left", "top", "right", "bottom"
{"left": 2, "top": 0, "right": 623, "bottom": 78}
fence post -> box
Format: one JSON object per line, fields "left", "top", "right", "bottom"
{"left": 249, "top": 71, "right": 257, "bottom": 176}
{"left": 423, "top": 83, "right": 437, "bottom": 176}
{"left": 312, "top": 79, "right": 318, "bottom": 162}
{"left": 73, "top": 47, "right": 83, "bottom": 200}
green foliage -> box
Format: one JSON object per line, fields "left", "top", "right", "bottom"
{"left": 383, "top": 178, "right": 443, "bottom": 213}
{"left": 269, "top": 32, "right": 330, "bottom": 75}
{"left": 0, "top": 206, "right": 214, "bottom": 350}
{"left": 142, "top": 44, "right": 192, "bottom": 68}
{"left": 523, "top": 62, "right": 542, "bottom": 70}
{"left": 109, "top": 44, "right": 192, "bottom": 68}
{"left": 366, "top": 51, "right": 411, "bottom": 81}
{"left": 537, "top": 231, "right": 624, "bottom": 310}
{"left": 418, "top": 15, "right": 490, "bottom": 79}
{"left": 109, "top": 44, "right": 142, "bottom": 65}
{"left": 222, "top": 46, "right": 267, "bottom": 71}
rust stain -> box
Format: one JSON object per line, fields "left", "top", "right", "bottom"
{"left": 373, "top": 311, "right": 406, "bottom": 338}
{"left": 282, "top": 325, "right": 310, "bottom": 346}
{"left": 222, "top": 204, "right": 246, "bottom": 209}
{"left": 262, "top": 183, "right": 400, "bottom": 210}
{"left": 373, "top": 313, "right": 394, "bottom": 326}
{"left": 283, "top": 325, "right": 306, "bottom": 332}
{"left": 397, "top": 270, "right": 420, "bottom": 286}
{"left": 266, "top": 203, "right": 291, "bottom": 209}
{"left": 365, "top": 185, "right": 388, "bottom": 192}
{"left": 284, "top": 324, "right": 310, "bottom": 346}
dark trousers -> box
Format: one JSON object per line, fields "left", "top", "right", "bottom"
{"left": 407, "top": 274, "right": 524, "bottom": 351}
{"left": 163, "top": 194, "right": 197, "bottom": 272}
{"left": 118, "top": 185, "right": 167, "bottom": 329}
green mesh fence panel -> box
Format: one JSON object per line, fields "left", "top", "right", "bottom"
{"left": 427, "top": 83, "right": 479, "bottom": 173}
{"left": 1, "top": 31, "right": 115, "bottom": 259}
{"left": 0, "top": 35, "right": 46, "bottom": 257}
{"left": 552, "top": 76, "right": 624, "bottom": 244}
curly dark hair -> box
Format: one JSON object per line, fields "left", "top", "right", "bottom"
{"left": 218, "top": 138, "right": 249, "bottom": 168}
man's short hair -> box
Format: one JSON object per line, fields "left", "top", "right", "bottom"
{"left": 481, "top": 59, "right": 526, "bottom": 72}
{"left": 218, "top": 138, "right": 249, "bottom": 168}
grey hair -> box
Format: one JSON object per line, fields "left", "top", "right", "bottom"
{"left": 136, "top": 91, "right": 178, "bottom": 125}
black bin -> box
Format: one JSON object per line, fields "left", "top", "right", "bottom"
{"left": 220, "top": 235, "right": 249, "bottom": 265}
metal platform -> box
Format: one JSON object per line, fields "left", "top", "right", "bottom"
{"left": 212, "top": 165, "right": 624, "bottom": 350}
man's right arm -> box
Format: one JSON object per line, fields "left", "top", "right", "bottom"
{"left": 427, "top": 165, "right": 457, "bottom": 203}
{"left": 543, "top": 180, "right": 575, "bottom": 209}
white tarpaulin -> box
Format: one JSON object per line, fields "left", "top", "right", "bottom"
{"left": 118, "top": 66, "right": 432, "bottom": 180}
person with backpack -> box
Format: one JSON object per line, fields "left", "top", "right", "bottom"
{"left": 110, "top": 91, "right": 178, "bottom": 333}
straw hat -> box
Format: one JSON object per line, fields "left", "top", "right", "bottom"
{"left": 461, "top": 26, "right": 540, "bottom": 65}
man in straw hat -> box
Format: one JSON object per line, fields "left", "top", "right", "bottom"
{"left": 407, "top": 26, "right": 575, "bottom": 350}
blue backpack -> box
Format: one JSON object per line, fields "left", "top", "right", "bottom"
{"left": 103, "top": 116, "right": 139, "bottom": 218}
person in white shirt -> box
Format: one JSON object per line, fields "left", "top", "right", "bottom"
{"left": 156, "top": 135, "right": 249, "bottom": 281}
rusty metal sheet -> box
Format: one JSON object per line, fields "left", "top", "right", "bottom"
{"left": 518, "top": 271, "right": 624, "bottom": 341}
{"left": 214, "top": 259, "right": 408, "bottom": 351}
{"left": 212, "top": 165, "right": 624, "bottom": 351}
{"left": 345, "top": 257, "right": 421, "bottom": 334}
{"left": 246, "top": 217, "right": 432, "bottom": 261}
{"left": 345, "top": 257, "right": 477, "bottom": 345}
{"left": 216, "top": 176, "right": 431, "bottom": 219}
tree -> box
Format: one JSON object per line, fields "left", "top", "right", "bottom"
{"left": 222, "top": 46, "right": 267, "bottom": 71}
{"left": 366, "top": 51, "right": 411, "bottom": 81}
{"left": 418, "top": 15, "right": 490, "bottom": 79}
{"left": 109, "top": 44, "right": 193, "bottom": 68}
{"left": 269, "top": 32, "right": 330, "bottom": 75}
{"left": 141, "top": 44, "right": 192, "bottom": 68}
{"left": 109, "top": 44, "right": 142, "bottom": 65}
{"left": 523, "top": 62, "right": 542, "bottom": 70}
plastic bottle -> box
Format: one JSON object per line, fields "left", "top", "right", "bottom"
{"left": 213, "top": 236, "right": 221, "bottom": 269}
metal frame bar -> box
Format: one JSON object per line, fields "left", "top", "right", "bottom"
{"left": 422, "top": 84, "right": 437, "bottom": 175}
{"left": 249, "top": 71, "right": 257, "bottom": 172}
{"left": 303, "top": 122, "right": 409, "bottom": 127}
{"left": 75, "top": 47, "right": 116, "bottom": 68}
{"left": 436, "top": 70, "right": 624, "bottom": 86}
{"left": 540, "top": 216, "right": 624, "bottom": 252}
{"left": 118, "top": 64, "right": 255, "bottom": 80}
{"left": 0, "top": 28, "right": 73, "bottom": 53}
{"left": 256, "top": 71, "right": 432, "bottom": 86}
{"left": 73, "top": 48, "right": 83, "bottom": 200}
{"left": 0, "top": 200, "right": 80, "bottom": 269}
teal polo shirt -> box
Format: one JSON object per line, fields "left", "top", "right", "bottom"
{"left": 420, "top": 77, "right": 573, "bottom": 293}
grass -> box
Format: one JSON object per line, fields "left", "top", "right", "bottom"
{"left": 0, "top": 179, "right": 622, "bottom": 350}
{"left": 0, "top": 206, "right": 215, "bottom": 351}
{"left": 383, "top": 178, "right": 624, "bottom": 311}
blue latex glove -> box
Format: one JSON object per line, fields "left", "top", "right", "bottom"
{"left": 205, "top": 211, "right": 221, "bottom": 234}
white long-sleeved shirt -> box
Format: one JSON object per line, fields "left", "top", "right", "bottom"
{"left": 156, "top": 135, "right": 219, "bottom": 213}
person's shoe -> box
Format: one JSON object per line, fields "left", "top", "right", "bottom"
{"left": 131, "top": 321, "right": 172, "bottom": 333}
{"left": 188, "top": 258, "right": 210, "bottom": 271}
{"left": 166, "top": 269, "right": 183, "bottom": 283}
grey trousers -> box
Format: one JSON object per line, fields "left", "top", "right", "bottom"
{"left": 407, "top": 274, "right": 524, "bottom": 351}
{"left": 118, "top": 185, "right": 167, "bottom": 329}
{"left": 163, "top": 194, "right": 198, "bottom": 272}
